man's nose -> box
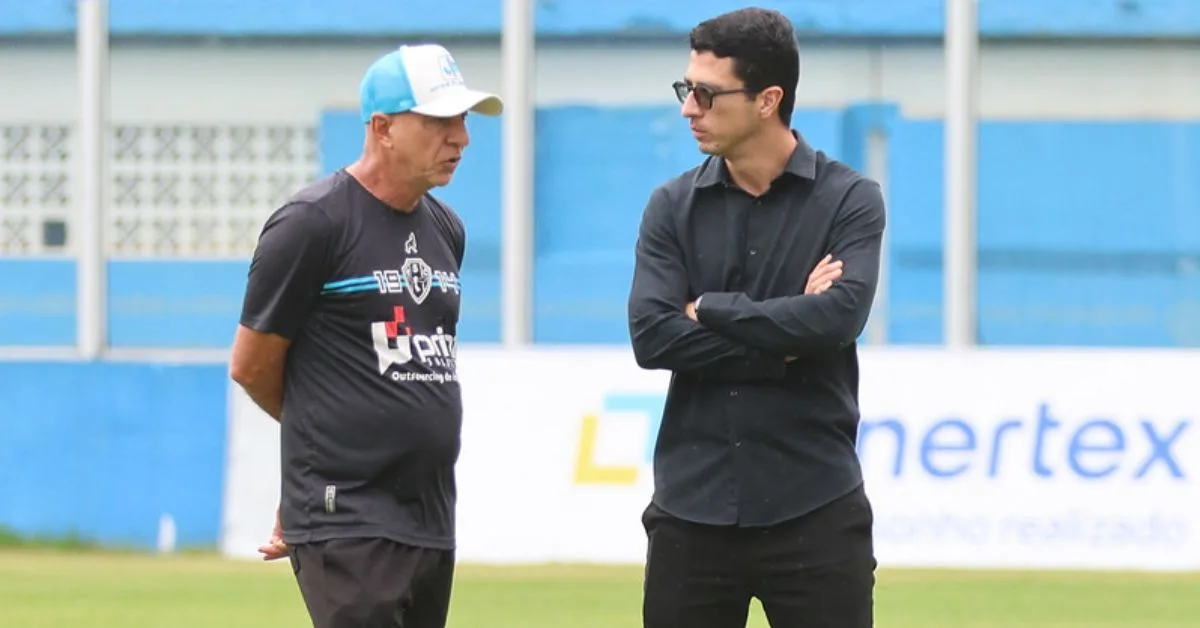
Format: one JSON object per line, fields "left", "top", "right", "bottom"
{"left": 680, "top": 92, "right": 701, "bottom": 118}
{"left": 448, "top": 117, "right": 470, "bottom": 147}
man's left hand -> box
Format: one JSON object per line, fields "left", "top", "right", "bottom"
{"left": 685, "top": 301, "right": 698, "bottom": 321}
{"left": 257, "top": 506, "right": 288, "bottom": 561}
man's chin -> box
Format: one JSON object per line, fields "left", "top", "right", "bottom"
{"left": 695, "top": 140, "right": 720, "bottom": 156}
{"left": 428, "top": 173, "right": 455, "bottom": 187}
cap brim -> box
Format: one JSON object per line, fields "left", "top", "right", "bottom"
{"left": 410, "top": 87, "right": 505, "bottom": 118}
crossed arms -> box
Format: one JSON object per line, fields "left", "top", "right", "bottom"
{"left": 626, "top": 180, "right": 886, "bottom": 380}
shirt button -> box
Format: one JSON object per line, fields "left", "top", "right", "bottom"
{"left": 730, "top": 390, "right": 738, "bottom": 397}
{"left": 750, "top": 249, "right": 758, "bottom": 256}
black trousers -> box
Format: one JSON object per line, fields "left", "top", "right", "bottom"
{"left": 642, "top": 484, "right": 876, "bottom": 628}
{"left": 289, "top": 537, "right": 455, "bottom": 628}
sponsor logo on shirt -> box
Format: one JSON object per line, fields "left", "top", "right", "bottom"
{"left": 377, "top": 232, "right": 456, "bottom": 382}
{"left": 371, "top": 305, "right": 457, "bottom": 383}
{"left": 322, "top": 232, "right": 460, "bottom": 384}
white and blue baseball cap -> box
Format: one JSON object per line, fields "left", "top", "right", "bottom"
{"left": 359, "top": 44, "right": 504, "bottom": 123}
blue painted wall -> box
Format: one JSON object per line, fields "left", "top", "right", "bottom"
{"left": 887, "top": 120, "right": 1200, "bottom": 347}
{"left": 2, "top": 0, "right": 1199, "bottom": 38}
{"left": 0, "top": 260, "right": 249, "bottom": 348}
{"left": 2, "top": 104, "right": 1198, "bottom": 348}
{"left": 0, "top": 260, "right": 76, "bottom": 346}
{"left": 0, "top": 362, "right": 229, "bottom": 548}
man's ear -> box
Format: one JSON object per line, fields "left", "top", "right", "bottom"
{"left": 367, "top": 114, "right": 392, "bottom": 146}
{"left": 759, "top": 86, "right": 784, "bottom": 120}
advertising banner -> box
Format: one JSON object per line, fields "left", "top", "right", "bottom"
{"left": 223, "top": 347, "right": 1200, "bottom": 571}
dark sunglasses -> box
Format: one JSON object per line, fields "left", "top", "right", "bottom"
{"left": 672, "top": 80, "right": 754, "bottom": 109}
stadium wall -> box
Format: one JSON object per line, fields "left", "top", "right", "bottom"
{"left": 0, "top": 360, "right": 228, "bottom": 549}
{"left": 2, "top": 0, "right": 1199, "bottom": 39}
{"left": 2, "top": 39, "right": 1198, "bottom": 348}
{"left": 2, "top": 347, "right": 1198, "bottom": 571}
{"left": 3, "top": 104, "right": 1198, "bottom": 348}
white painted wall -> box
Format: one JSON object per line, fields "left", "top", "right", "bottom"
{"left": 3, "top": 40, "right": 1199, "bottom": 125}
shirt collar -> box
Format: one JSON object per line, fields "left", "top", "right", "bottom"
{"left": 695, "top": 130, "right": 818, "bottom": 188}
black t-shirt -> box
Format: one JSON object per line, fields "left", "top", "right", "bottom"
{"left": 239, "top": 169, "right": 466, "bottom": 551}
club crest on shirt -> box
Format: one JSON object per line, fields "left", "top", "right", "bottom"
{"left": 356, "top": 232, "right": 461, "bottom": 303}
{"left": 399, "top": 233, "right": 433, "bottom": 305}
{"left": 402, "top": 257, "right": 434, "bottom": 305}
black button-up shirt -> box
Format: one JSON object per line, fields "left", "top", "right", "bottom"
{"left": 626, "top": 133, "right": 886, "bottom": 527}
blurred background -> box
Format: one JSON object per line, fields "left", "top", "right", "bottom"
{"left": 1, "top": 1, "right": 1198, "bottom": 627}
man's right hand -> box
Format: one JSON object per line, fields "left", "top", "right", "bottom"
{"left": 257, "top": 506, "right": 288, "bottom": 561}
{"left": 785, "top": 255, "right": 844, "bottom": 363}
{"left": 805, "top": 254, "right": 843, "bottom": 295}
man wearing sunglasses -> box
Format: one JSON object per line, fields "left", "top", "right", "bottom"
{"left": 627, "top": 7, "right": 886, "bottom": 628}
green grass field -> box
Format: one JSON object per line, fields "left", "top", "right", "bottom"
{"left": 1, "top": 549, "right": 1197, "bottom": 627}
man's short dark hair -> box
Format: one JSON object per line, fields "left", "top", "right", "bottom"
{"left": 689, "top": 8, "right": 800, "bottom": 127}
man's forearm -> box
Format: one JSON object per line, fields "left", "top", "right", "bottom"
{"left": 696, "top": 289, "right": 871, "bottom": 355}
{"left": 239, "top": 378, "right": 284, "bottom": 422}
{"left": 229, "top": 325, "right": 290, "bottom": 423}
{"left": 630, "top": 309, "right": 787, "bottom": 381}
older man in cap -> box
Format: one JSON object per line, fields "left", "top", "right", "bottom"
{"left": 230, "top": 43, "right": 503, "bottom": 628}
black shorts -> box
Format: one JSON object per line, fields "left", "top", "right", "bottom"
{"left": 642, "top": 483, "right": 877, "bottom": 628}
{"left": 288, "top": 537, "right": 455, "bottom": 628}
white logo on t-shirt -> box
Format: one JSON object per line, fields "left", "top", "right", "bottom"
{"left": 370, "top": 305, "right": 457, "bottom": 383}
